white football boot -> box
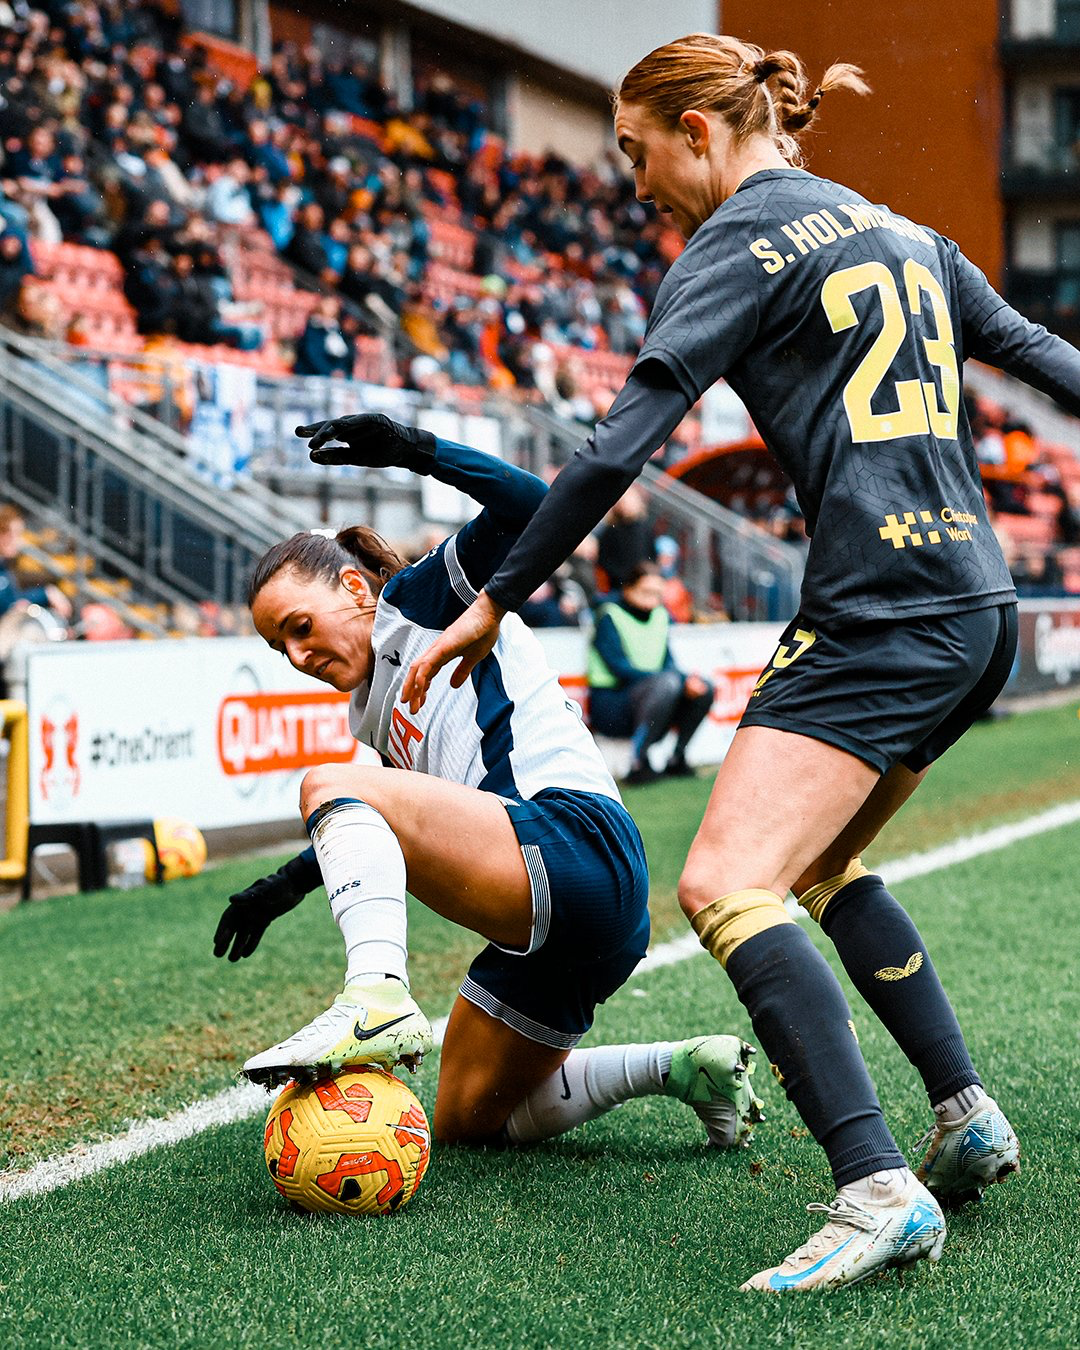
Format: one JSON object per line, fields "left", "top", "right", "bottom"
{"left": 741, "top": 1170, "right": 946, "bottom": 1292}
{"left": 242, "top": 976, "right": 432, "bottom": 1088}
{"left": 915, "top": 1096, "right": 1020, "bottom": 1206}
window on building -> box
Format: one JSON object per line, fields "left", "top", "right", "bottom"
{"left": 1058, "top": 0, "right": 1080, "bottom": 41}
{"left": 1053, "top": 88, "right": 1080, "bottom": 164}
{"left": 1054, "top": 222, "right": 1080, "bottom": 314}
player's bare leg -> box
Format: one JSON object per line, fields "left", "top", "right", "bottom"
{"left": 434, "top": 997, "right": 762, "bottom": 1149}
{"left": 793, "top": 764, "right": 1019, "bottom": 1209}
{"left": 242, "top": 765, "right": 535, "bottom": 1088}
{"left": 300, "top": 763, "right": 535, "bottom": 947}
{"left": 677, "top": 727, "right": 944, "bottom": 1291}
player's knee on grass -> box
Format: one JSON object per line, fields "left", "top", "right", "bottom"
{"left": 432, "top": 1070, "right": 516, "bottom": 1145}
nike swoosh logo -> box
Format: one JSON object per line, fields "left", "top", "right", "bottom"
{"left": 559, "top": 1065, "right": 571, "bottom": 1100}
{"left": 352, "top": 1014, "right": 410, "bottom": 1041}
{"left": 382, "top": 650, "right": 402, "bottom": 666}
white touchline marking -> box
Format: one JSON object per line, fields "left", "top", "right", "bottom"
{"left": 4, "top": 797, "right": 1079, "bottom": 1204}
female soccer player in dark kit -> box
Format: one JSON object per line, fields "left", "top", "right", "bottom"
{"left": 335, "top": 33, "right": 1080, "bottom": 1291}
{"left": 216, "top": 420, "right": 763, "bottom": 1159}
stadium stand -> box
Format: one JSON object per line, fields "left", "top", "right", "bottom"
{"left": 1, "top": 0, "right": 1078, "bottom": 618}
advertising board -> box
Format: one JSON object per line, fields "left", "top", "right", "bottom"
{"left": 24, "top": 624, "right": 785, "bottom": 828}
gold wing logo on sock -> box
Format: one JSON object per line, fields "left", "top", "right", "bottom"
{"left": 874, "top": 951, "right": 924, "bottom": 982}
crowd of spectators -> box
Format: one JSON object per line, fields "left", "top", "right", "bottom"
{"left": 0, "top": 0, "right": 667, "bottom": 401}
{"left": 966, "top": 393, "right": 1080, "bottom": 596}
{"left": 1, "top": 1, "right": 1078, "bottom": 607}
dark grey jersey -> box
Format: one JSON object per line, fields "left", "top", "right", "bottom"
{"left": 486, "top": 168, "right": 1080, "bottom": 624}
{"left": 634, "top": 168, "right": 1077, "bottom": 622}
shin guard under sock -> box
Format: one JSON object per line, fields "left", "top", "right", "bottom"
{"left": 818, "top": 873, "right": 980, "bottom": 1104}
{"left": 724, "top": 923, "right": 905, "bottom": 1187}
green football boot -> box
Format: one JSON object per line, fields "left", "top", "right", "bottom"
{"left": 664, "top": 1035, "right": 764, "bottom": 1148}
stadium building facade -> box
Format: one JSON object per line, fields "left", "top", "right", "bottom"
{"left": 724, "top": 0, "right": 1080, "bottom": 349}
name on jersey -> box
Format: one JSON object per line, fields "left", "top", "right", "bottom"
{"left": 748, "top": 204, "right": 933, "bottom": 274}
{"left": 879, "top": 508, "right": 977, "bottom": 550}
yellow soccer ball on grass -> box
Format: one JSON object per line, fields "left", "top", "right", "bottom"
{"left": 263, "top": 1067, "right": 432, "bottom": 1216}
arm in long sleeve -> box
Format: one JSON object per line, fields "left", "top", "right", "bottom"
{"left": 952, "top": 243, "right": 1080, "bottom": 416}
{"left": 427, "top": 436, "right": 547, "bottom": 525}
{"left": 484, "top": 365, "right": 691, "bottom": 612}
{"left": 967, "top": 309, "right": 1080, "bottom": 417}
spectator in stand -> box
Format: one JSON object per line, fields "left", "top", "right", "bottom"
{"left": 587, "top": 561, "right": 713, "bottom": 784}
{"left": 1011, "top": 546, "right": 1066, "bottom": 597}
{"left": 182, "top": 82, "right": 233, "bottom": 164}
{"left": 0, "top": 4, "right": 686, "bottom": 392}
{"left": 0, "top": 225, "right": 32, "bottom": 313}
{"left": 285, "top": 200, "right": 333, "bottom": 281}
{"left": 294, "top": 292, "right": 354, "bottom": 377}
{"left": 252, "top": 173, "right": 298, "bottom": 250}
{"left": 0, "top": 503, "right": 72, "bottom": 621}
{"left": 204, "top": 157, "right": 255, "bottom": 227}
{"left": 6, "top": 276, "right": 66, "bottom": 339}
{"left": 171, "top": 250, "right": 263, "bottom": 350}
{"left": 596, "top": 485, "right": 654, "bottom": 593}
{"left": 244, "top": 117, "right": 291, "bottom": 185}
{"left": 123, "top": 232, "right": 179, "bottom": 335}
{"left": 654, "top": 535, "right": 695, "bottom": 623}
{"left": 518, "top": 565, "right": 590, "bottom": 629}
{"left": 340, "top": 241, "right": 402, "bottom": 328}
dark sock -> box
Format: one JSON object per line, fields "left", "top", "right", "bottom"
{"left": 726, "top": 924, "right": 905, "bottom": 1187}
{"left": 819, "top": 874, "right": 981, "bottom": 1104}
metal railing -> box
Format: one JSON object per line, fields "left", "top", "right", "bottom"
{"left": 7, "top": 332, "right": 805, "bottom": 620}
{"left": 519, "top": 403, "right": 804, "bottom": 621}
{"left": 0, "top": 329, "right": 313, "bottom": 614}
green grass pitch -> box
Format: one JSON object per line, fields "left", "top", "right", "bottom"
{"left": 1, "top": 699, "right": 1079, "bottom": 1347}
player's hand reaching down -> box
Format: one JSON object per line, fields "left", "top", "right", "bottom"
{"left": 296, "top": 413, "right": 436, "bottom": 473}
{"left": 401, "top": 591, "right": 506, "bottom": 713}
{"left": 213, "top": 856, "right": 316, "bottom": 961}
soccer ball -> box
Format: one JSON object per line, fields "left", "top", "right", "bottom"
{"left": 142, "top": 817, "right": 207, "bottom": 881}
{"left": 263, "top": 1067, "right": 431, "bottom": 1216}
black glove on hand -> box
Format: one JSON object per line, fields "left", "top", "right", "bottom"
{"left": 213, "top": 851, "right": 321, "bottom": 961}
{"left": 296, "top": 413, "right": 436, "bottom": 474}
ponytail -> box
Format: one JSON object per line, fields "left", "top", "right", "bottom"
{"left": 248, "top": 526, "right": 407, "bottom": 607}
{"left": 615, "top": 33, "right": 869, "bottom": 165}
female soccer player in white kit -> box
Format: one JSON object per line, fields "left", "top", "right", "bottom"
{"left": 215, "top": 415, "right": 762, "bottom": 1152}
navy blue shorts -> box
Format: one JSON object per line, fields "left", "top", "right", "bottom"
{"left": 459, "top": 788, "right": 651, "bottom": 1049}
{"left": 738, "top": 602, "right": 1018, "bottom": 775}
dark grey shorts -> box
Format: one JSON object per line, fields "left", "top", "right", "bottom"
{"left": 738, "top": 603, "right": 1018, "bottom": 775}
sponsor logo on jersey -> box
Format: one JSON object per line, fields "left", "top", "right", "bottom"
{"left": 879, "top": 508, "right": 977, "bottom": 550}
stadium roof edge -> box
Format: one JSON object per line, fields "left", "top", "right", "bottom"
{"left": 295, "top": 0, "right": 615, "bottom": 107}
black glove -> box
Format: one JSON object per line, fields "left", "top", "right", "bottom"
{"left": 295, "top": 413, "right": 436, "bottom": 474}
{"left": 213, "top": 851, "right": 322, "bottom": 961}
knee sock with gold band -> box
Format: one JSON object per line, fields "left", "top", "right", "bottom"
{"left": 804, "top": 869, "right": 981, "bottom": 1106}
{"left": 692, "top": 890, "right": 906, "bottom": 1188}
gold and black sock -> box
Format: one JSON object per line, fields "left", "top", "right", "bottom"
{"left": 816, "top": 872, "right": 981, "bottom": 1105}
{"left": 694, "top": 892, "right": 905, "bottom": 1187}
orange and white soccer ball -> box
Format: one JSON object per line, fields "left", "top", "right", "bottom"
{"left": 143, "top": 817, "right": 207, "bottom": 881}
{"left": 263, "top": 1067, "right": 432, "bottom": 1216}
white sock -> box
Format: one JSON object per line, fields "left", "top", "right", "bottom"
{"left": 933, "top": 1084, "right": 988, "bottom": 1122}
{"left": 504, "top": 1043, "right": 673, "bottom": 1144}
{"left": 841, "top": 1166, "right": 913, "bottom": 1202}
{"left": 307, "top": 798, "right": 409, "bottom": 988}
